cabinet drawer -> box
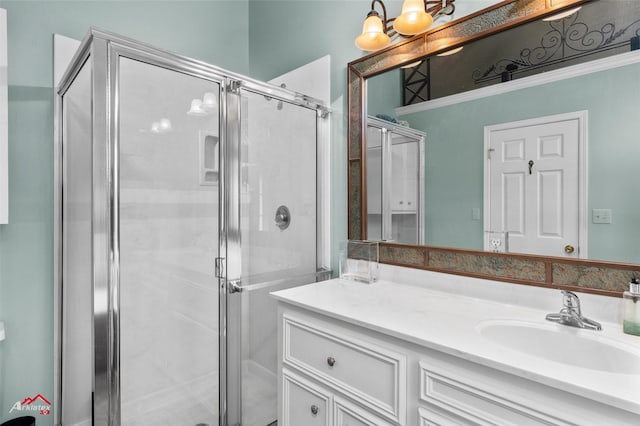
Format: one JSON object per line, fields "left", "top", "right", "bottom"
{"left": 283, "top": 314, "right": 406, "bottom": 423}
{"left": 418, "top": 407, "right": 473, "bottom": 426}
{"left": 282, "top": 369, "right": 331, "bottom": 426}
{"left": 334, "top": 396, "right": 395, "bottom": 426}
{"left": 419, "top": 362, "right": 574, "bottom": 426}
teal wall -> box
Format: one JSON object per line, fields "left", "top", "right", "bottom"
{"left": 367, "top": 67, "right": 403, "bottom": 119}
{"left": 401, "top": 61, "right": 640, "bottom": 263}
{"left": 0, "top": 1, "right": 248, "bottom": 424}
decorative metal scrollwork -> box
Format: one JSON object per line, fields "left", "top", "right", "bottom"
{"left": 473, "top": 12, "right": 640, "bottom": 84}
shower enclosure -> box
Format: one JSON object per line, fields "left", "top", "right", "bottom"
{"left": 55, "top": 29, "right": 329, "bottom": 426}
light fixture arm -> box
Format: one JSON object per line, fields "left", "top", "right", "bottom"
{"left": 425, "top": 0, "right": 456, "bottom": 18}
{"left": 368, "top": 0, "right": 391, "bottom": 33}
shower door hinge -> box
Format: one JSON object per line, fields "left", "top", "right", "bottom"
{"left": 215, "top": 257, "right": 225, "bottom": 278}
{"left": 227, "top": 80, "right": 241, "bottom": 94}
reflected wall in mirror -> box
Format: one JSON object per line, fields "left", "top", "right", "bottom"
{"left": 349, "top": 0, "right": 640, "bottom": 296}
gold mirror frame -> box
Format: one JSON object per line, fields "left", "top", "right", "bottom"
{"left": 347, "top": 0, "right": 639, "bottom": 297}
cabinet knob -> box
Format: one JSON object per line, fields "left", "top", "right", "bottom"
{"left": 399, "top": 201, "right": 404, "bottom": 205}
{"left": 326, "top": 356, "right": 336, "bottom": 367}
{"left": 310, "top": 405, "right": 319, "bottom": 416}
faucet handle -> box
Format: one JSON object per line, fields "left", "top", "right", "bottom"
{"left": 561, "top": 290, "right": 581, "bottom": 314}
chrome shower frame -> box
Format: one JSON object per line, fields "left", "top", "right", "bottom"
{"left": 53, "top": 28, "right": 329, "bottom": 426}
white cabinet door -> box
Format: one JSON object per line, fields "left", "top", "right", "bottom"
{"left": 390, "top": 139, "right": 419, "bottom": 213}
{"left": 334, "top": 396, "right": 395, "bottom": 426}
{"left": 282, "top": 369, "right": 332, "bottom": 426}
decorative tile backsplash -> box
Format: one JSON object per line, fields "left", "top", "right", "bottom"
{"left": 375, "top": 242, "right": 638, "bottom": 296}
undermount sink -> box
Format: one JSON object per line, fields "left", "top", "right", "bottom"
{"left": 476, "top": 320, "right": 640, "bottom": 374}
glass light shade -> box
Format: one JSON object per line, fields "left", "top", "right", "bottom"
{"left": 393, "top": 0, "right": 433, "bottom": 36}
{"left": 202, "top": 92, "right": 217, "bottom": 110}
{"left": 187, "top": 98, "right": 207, "bottom": 116}
{"left": 436, "top": 46, "right": 464, "bottom": 57}
{"left": 542, "top": 6, "right": 581, "bottom": 21}
{"left": 355, "top": 14, "right": 391, "bottom": 51}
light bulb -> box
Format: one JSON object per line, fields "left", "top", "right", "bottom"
{"left": 187, "top": 98, "right": 207, "bottom": 116}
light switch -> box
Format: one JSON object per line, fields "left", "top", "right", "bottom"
{"left": 472, "top": 208, "right": 481, "bottom": 221}
{"left": 592, "top": 209, "right": 612, "bottom": 224}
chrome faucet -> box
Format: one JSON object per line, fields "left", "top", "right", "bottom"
{"left": 545, "top": 290, "right": 602, "bottom": 331}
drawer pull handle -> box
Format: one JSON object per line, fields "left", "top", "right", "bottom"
{"left": 327, "top": 356, "right": 336, "bottom": 367}
{"left": 310, "top": 405, "right": 319, "bottom": 416}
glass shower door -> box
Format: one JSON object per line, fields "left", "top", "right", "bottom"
{"left": 117, "top": 57, "right": 221, "bottom": 426}
{"left": 227, "top": 89, "right": 319, "bottom": 426}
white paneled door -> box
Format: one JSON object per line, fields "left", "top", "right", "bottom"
{"left": 484, "top": 112, "right": 586, "bottom": 257}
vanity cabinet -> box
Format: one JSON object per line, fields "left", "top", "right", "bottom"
{"left": 278, "top": 304, "right": 640, "bottom": 426}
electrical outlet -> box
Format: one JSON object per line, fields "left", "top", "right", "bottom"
{"left": 592, "top": 209, "right": 612, "bottom": 224}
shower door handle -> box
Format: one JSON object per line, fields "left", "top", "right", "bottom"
{"left": 228, "top": 279, "right": 243, "bottom": 293}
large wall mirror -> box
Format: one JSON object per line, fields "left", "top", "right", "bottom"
{"left": 348, "top": 0, "right": 640, "bottom": 296}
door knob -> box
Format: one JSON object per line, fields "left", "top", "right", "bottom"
{"left": 564, "top": 245, "right": 575, "bottom": 254}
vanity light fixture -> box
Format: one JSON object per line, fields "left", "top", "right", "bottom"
{"left": 542, "top": 6, "right": 582, "bottom": 21}
{"left": 355, "top": 0, "right": 456, "bottom": 51}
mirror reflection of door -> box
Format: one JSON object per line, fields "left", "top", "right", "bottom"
{"left": 484, "top": 111, "right": 587, "bottom": 257}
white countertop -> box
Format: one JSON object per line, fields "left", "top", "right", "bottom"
{"left": 272, "top": 276, "right": 640, "bottom": 415}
